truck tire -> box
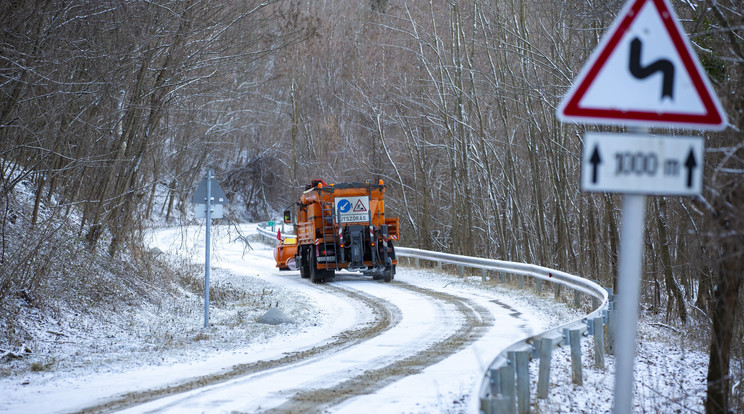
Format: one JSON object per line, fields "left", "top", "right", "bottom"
{"left": 309, "top": 250, "right": 325, "bottom": 284}
{"left": 384, "top": 243, "right": 396, "bottom": 282}
{"left": 383, "top": 257, "right": 394, "bottom": 283}
{"left": 299, "top": 247, "right": 310, "bottom": 279}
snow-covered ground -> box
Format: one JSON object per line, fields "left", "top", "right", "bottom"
{"left": 1, "top": 224, "right": 718, "bottom": 413}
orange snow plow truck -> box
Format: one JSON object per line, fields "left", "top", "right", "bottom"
{"left": 275, "top": 179, "right": 399, "bottom": 283}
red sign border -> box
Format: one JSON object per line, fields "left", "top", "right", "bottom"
{"left": 557, "top": 0, "right": 727, "bottom": 130}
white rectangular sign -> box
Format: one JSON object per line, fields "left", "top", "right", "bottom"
{"left": 582, "top": 132, "right": 704, "bottom": 195}
{"left": 195, "top": 203, "right": 223, "bottom": 218}
{"left": 335, "top": 196, "right": 370, "bottom": 223}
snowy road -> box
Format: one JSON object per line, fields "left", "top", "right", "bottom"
{"left": 111, "top": 279, "right": 498, "bottom": 413}
{"left": 4, "top": 225, "right": 560, "bottom": 413}
{"left": 106, "top": 225, "right": 541, "bottom": 413}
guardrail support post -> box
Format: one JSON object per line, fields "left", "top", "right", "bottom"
{"left": 500, "top": 361, "right": 516, "bottom": 414}
{"left": 536, "top": 279, "right": 542, "bottom": 294}
{"left": 537, "top": 336, "right": 554, "bottom": 399}
{"left": 482, "top": 268, "right": 488, "bottom": 282}
{"left": 483, "top": 368, "right": 511, "bottom": 414}
{"left": 414, "top": 257, "right": 420, "bottom": 267}
{"left": 554, "top": 283, "right": 561, "bottom": 300}
{"left": 606, "top": 308, "right": 616, "bottom": 355}
{"left": 592, "top": 316, "right": 605, "bottom": 369}
{"left": 488, "top": 368, "right": 501, "bottom": 395}
{"left": 574, "top": 290, "right": 581, "bottom": 308}
{"left": 459, "top": 265, "right": 465, "bottom": 278}
{"left": 605, "top": 287, "right": 614, "bottom": 305}
{"left": 518, "top": 275, "right": 524, "bottom": 289}
{"left": 437, "top": 261, "right": 442, "bottom": 271}
{"left": 515, "top": 349, "right": 531, "bottom": 414}
{"left": 482, "top": 397, "right": 511, "bottom": 414}
{"left": 569, "top": 327, "right": 583, "bottom": 385}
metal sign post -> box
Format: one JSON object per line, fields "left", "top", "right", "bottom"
{"left": 580, "top": 127, "right": 705, "bottom": 412}
{"left": 204, "top": 171, "right": 212, "bottom": 328}
{"left": 613, "top": 133, "right": 648, "bottom": 414}
{"left": 190, "top": 169, "right": 228, "bottom": 328}
{"left": 556, "top": 0, "right": 725, "bottom": 411}
{"left": 614, "top": 193, "right": 645, "bottom": 414}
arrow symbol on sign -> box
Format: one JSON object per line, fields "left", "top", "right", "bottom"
{"left": 629, "top": 37, "right": 675, "bottom": 99}
{"left": 684, "top": 148, "right": 697, "bottom": 188}
{"left": 590, "top": 146, "right": 602, "bottom": 184}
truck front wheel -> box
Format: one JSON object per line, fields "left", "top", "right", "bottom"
{"left": 299, "top": 247, "right": 310, "bottom": 279}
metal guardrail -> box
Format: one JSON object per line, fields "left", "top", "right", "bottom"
{"left": 393, "top": 247, "right": 612, "bottom": 413}
{"left": 256, "top": 222, "right": 287, "bottom": 240}
{"left": 395, "top": 247, "right": 607, "bottom": 303}
{"left": 256, "top": 222, "right": 613, "bottom": 414}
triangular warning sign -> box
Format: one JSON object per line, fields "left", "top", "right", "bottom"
{"left": 191, "top": 176, "right": 229, "bottom": 204}
{"left": 557, "top": 0, "right": 726, "bottom": 130}
{"left": 353, "top": 199, "right": 367, "bottom": 212}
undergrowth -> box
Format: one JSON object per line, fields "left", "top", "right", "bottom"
{"left": 0, "top": 177, "right": 203, "bottom": 369}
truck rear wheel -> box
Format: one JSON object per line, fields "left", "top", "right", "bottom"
{"left": 383, "top": 258, "right": 394, "bottom": 283}
{"left": 383, "top": 243, "right": 395, "bottom": 282}
{"left": 309, "top": 250, "right": 326, "bottom": 284}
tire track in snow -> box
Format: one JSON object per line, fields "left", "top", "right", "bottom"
{"left": 263, "top": 281, "right": 495, "bottom": 413}
{"left": 75, "top": 285, "right": 401, "bottom": 414}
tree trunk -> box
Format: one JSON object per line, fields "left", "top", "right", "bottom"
{"left": 655, "top": 197, "right": 687, "bottom": 323}
{"left": 706, "top": 243, "right": 742, "bottom": 414}
{"left": 605, "top": 194, "right": 620, "bottom": 291}
{"left": 705, "top": 180, "right": 744, "bottom": 414}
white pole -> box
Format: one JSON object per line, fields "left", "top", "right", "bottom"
{"left": 204, "top": 169, "right": 212, "bottom": 328}
{"left": 613, "top": 182, "right": 647, "bottom": 411}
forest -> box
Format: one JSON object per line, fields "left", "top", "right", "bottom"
{"left": 0, "top": 1, "right": 742, "bottom": 412}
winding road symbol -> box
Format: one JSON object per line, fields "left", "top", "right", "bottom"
{"left": 629, "top": 37, "right": 674, "bottom": 100}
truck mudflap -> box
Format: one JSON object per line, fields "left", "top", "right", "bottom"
{"left": 347, "top": 224, "right": 366, "bottom": 269}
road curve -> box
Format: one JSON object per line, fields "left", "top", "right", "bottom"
{"left": 107, "top": 274, "right": 493, "bottom": 413}
{"left": 97, "top": 274, "right": 500, "bottom": 413}
{"left": 72, "top": 225, "right": 537, "bottom": 414}
{"left": 263, "top": 280, "right": 495, "bottom": 413}
{"left": 75, "top": 283, "right": 398, "bottom": 413}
